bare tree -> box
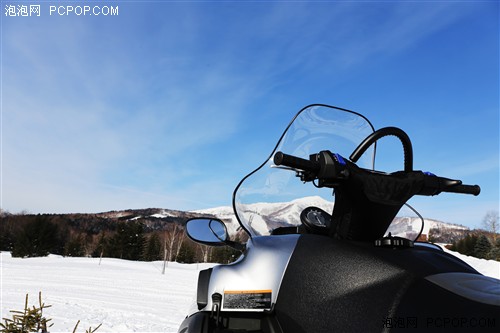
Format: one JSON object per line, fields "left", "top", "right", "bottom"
{"left": 162, "top": 223, "right": 185, "bottom": 274}
{"left": 198, "top": 244, "right": 213, "bottom": 263}
{"left": 482, "top": 210, "right": 499, "bottom": 242}
{"left": 174, "top": 232, "right": 186, "bottom": 260}
{"left": 163, "top": 223, "right": 184, "bottom": 261}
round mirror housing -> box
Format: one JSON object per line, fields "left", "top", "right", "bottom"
{"left": 186, "top": 218, "right": 228, "bottom": 246}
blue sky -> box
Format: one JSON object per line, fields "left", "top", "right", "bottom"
{"left": 1, "top": 1, "right": 498, "bottom": 229}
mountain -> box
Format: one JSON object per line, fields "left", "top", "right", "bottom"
{"left": 194, "top": 196, "right": 469, "bottom": 241}
{"left": 1, "top": 198, "right": 470, "bottom": 245}
{"left": 96, "top": 207, "right": 209, "bottom": 221}
{"left": 0, "top": 208, "right": 214, "bottom": 244}
{"left": 386, "top": 217, "right": 469, "bottom": 242}
{"left": 195, "top": 196, "right": 470, "bottom": 243}
{"left": 195, "top": 196, "right": 333, "bottom": 236}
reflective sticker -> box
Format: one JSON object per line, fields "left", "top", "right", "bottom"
{"left": 223, "top": 290, "right": 272, "bottom": 309}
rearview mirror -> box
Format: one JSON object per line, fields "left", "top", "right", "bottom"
{"left": 186, "top": 218, "right": 228, "bottom": 246}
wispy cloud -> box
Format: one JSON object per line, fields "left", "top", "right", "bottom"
{"left": 1, "top": 1, "right": 495, "bottom": 218}
{"left": 445, "top": 155, "right": 499, "bottom": 179}
{"left": 2, "top": 4, "right": 262, "bottom": 212}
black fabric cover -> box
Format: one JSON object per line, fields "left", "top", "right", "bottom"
{"left": 393, "top": 279, "right": 499, "bottom": 332}
{"left": 331, "top": 163, "right": 428, "bottom": 241}
{"left": 274, "top": 235, "right": 494, "bottom": 333}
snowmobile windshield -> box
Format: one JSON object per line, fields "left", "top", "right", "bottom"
{"left": 232, "top": 104, "right": 376, "bottom": 237}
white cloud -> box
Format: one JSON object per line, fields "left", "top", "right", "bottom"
{"left": 1, "top": 2, "right": 490, "bottom": 215}
{"left": 445, "top": 155, "right": 499, "bottom": 179}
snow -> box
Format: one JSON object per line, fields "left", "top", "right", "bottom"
{"left": 150, "top": 210, "right": 177, "bottom": 219}
{"left": 193, "top": 205, "right": 242, "bottom": 236}
{"left": 1, "top": 252, "right": 214, "bottom": 333}
{"left": 1, "top": 249, "right": 499, "bottom": 332}
{"left": 150, "top": 213, "right": 169, "bottom": 218}
{"left": 441, "top": 247, "right": 500, "bottom": 279}
{"left": 423, "top": 219, "right": 468, "bottom": 234}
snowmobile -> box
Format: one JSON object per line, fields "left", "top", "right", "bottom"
{"left": 178, "top": 104, "right": 499, "bottom": 333}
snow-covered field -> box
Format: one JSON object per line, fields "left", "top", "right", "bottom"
{"left": 1, "top": 250, "right": 499, "bottom": 333}
{"left": 441, "top": 247, "right": 500, "bottom": 279}
{"left": 1, "top": 253, "right": 215, "bottom": 333}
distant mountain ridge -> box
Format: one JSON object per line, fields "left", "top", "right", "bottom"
{"left": 195, "top": 196, "right": 333, "bottom": 235}
{"left": 96, "top": 207, "right": 205, "bottom": 220}
{"left": 387, "top": 217, "right": 469, "bottom": 242}
{"left": 90, "top": 196, "right": 469, "bottom": 240}
{"left": 194, "top": 196, "right": 470, "bottom": 240}
{"left": 1, "top": 200, "right": 484, "bottom": 263}
{"left": 2, "top": 198, "right": 470, "bottom": 242}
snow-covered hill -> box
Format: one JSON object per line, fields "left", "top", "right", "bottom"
{"left": 193, "top": 204, "right": 241, "bottom": 235}
{"left": 195, "top": 196, "right": 468, "bottom": 240}
{"left": 195, "top": 196, "right": 333, "bottom": 235}
{"left": 386, "top": 217, "right": 469, "bottom": 240}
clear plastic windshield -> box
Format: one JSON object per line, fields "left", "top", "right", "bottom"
{"left": 233, "top": 105, "right": 376, "bottom": 237}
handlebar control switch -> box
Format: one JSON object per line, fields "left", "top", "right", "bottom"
{"left": 313, "top": 150, "right": 349, "bottom": 187}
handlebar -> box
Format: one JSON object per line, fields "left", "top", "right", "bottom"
{"left": 419, "top": 172, "right": 480, "bottom": 196}
{"left": 434, "top": 181, "right": 481, "bottom": 196}
{"left": 273, "top": 150, "right": 481, "bottom": 242}
{"left": 273, "top": 151, "right": 320, "bottom": 173}
{"left": 274, "top": 150, "right": 481, "bottom": 197}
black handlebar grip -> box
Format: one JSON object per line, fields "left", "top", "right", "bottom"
{"left": 445, "top": 184, "right": 481, "bottom": 196}
{"left": 274, "top": 151, "right": 320, "bottom": 173}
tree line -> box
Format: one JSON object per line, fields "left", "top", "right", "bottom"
{"left": 444, "top": 210, "right": 500, "bottom": 261}
{"left": 2, "top": 209, "right": 497, "bottom": 262}
{"left": 0, "top": 211, "right": 242, "bottom": 264}
{"left": 447, "top": 232, "right": 500, "bottom": 261}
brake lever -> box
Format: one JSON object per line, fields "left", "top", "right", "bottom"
{"left": 270, "top": 165, "right": 299, "bottom": 172}
{"left": 271, "top": 165, "right": 316, "bottom": 182}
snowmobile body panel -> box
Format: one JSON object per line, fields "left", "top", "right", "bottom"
{"left": 180, "top": 234, "right": 500, "bottom": 332}
{"left": 195, "top": 235, "right": 300, "bottom": 314}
